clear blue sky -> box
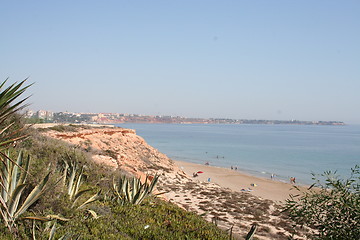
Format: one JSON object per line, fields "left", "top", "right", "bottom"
{"left": 1, "top": 1, "right": 359, "bottom": 123}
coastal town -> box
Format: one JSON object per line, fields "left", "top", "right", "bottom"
{"left": 25, "top": 110, "right": 345, "bottom": 126}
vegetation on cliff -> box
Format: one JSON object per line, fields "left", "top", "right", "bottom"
{"left": 0, "top": 79, "right": 230, "bottom": 239}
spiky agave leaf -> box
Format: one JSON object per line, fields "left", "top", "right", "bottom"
{"left": 67, "top": 161, "right": 77, "bottom": 197}
{"left": 77, "top": 190, "right": 101, "bottom": 209}
{"left": 148, "top": 174, "right": 159, "bottom": 193}
{"left": 113, "top": 174, "right": 160, "bottom": 205}
{"left": 1, "top": 154, "right": 11, "bottom": 202}
{"left": 0, "top": 175, "right": 13, "bottom": 225}
{"left": 9, "top": 152, "right": 30, "bottom": 198}
{"left": 0, "top": 79, "right": 32, "bottom": 151}
{"left": 71, "top": 188, "right": 93, "bottom": 208}
{"left": 86, "top": 209, "right": 99, "bottom": 219}
{"left": 124, "top": 178, "right": 131, "bottom": 203}
{"left": 9, "top": 152, "right": 20, "bottom": 195}
{"left": 0, "top": 132, "right": 28, "bottom": 152}
{"left": 0, "top": 79, "right": 32, "bottom": 122}
{"left": 48, "top": 221, "right": 57, "bottom": 240}
{"left": 8, "top": 183, "right": 27, "bottom": 218}
{"left": 62, "top": 160, "right": 69, "bottom": 188}
{"left": 16, "top": 153, "right": 30, "bottom": 186}
{"left": 32, "top": 219, "right": 36, "bottom": 240}
{"left": 13, "top": 172, "right": 50, "bottom": 219}
{"left": 72, "top": 166, "right": 84, "bottom": 200}
{"left": 22, "top": 215, "right": 70, "bottom": 222}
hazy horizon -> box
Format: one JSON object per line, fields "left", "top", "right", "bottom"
{"left": 1, "top": 1, "right": 360, "bottom": 124}
{"left": 25, "top": 108, "right": 350, "bottom": 125}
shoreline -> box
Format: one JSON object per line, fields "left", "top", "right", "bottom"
{"left": 170, "top": 156, "right": 307, "bottom": 185}
{"left": 164, "top": 160, "right": 311, "bottom": 238}
{"left": 174, "top": 160, "right": 307, "bottom": 202}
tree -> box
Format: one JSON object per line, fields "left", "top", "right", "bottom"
{"left": 284, "top": 165, "right": 360, "bottom": 239}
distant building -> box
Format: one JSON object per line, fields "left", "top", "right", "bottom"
{"left": 36, "top": 110, "right": 54, "bottom": 120}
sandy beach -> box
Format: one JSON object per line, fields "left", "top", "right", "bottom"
{"left": 160, "top": 160, "right": 310, "bottom": 239}
{"left": 174, "top": 160, "right": 305, "bottom": 202}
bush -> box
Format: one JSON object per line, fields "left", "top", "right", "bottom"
{"left": 284, "top": 165, "right": 360, "bottom": 239}
{"left": 52, "top": 197, "right": 229, "bottom": 240}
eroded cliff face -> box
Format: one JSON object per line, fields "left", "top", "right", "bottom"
{"left": 42, "top": 127, "right": 187, "bottom": 181}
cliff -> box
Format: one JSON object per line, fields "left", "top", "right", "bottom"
{"left": 42, "top": 127, "right": 187, "bottom": 182}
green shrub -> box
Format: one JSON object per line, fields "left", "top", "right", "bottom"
{"left": 48, "top": 125, "right": 79, "bottom": 132}
{"left": 284, "top": 165, "right": 360, "bottom": 239}
{"left": 51, "top": 197, "right": 229, "bottom": 240}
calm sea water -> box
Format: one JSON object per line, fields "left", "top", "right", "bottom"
{"left": 117, "top": 123, "right": 360, "bottom": 185}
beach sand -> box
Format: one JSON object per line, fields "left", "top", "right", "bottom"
{"left": 160, "top": 160, "right": 310, "bottom": 239}
{"left": 174, "top": 160, "right": 304, "bottom": 202}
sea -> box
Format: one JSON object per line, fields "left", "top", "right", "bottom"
{"left": 116, "top": 123, "right": 360, "bottom": 185}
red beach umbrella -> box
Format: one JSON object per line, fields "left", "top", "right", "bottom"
{"left": 197, "top": 171, "right": 204, "bottom": 174}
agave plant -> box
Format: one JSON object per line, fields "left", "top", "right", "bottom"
{"left": 62, "top": 159, "right": 101, "bottom": 209}
{"left": 0, "top": 151, "right": 50, "bottom": 233}
{"left": 113, "top": 174, "right": 159, "bottom": 205}
{"left": 0, "top": 79, "right": 32, "bottom": 152}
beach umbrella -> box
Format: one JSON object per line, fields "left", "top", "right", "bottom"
{"left": 197, "top": 171, "right": 204, "bottom": 174}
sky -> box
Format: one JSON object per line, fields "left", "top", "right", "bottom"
{"left": 1, "top": 1, "right": 360, "bottom": 123}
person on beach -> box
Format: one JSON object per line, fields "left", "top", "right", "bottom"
{"left": 193, "top": 172, "right": 198, "bottom": 177}
{"left": 271, "top": 173, "right": 275, "bottom": 180}
{"left": 290, "top": 177, "right": 296, "bottom": 184}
